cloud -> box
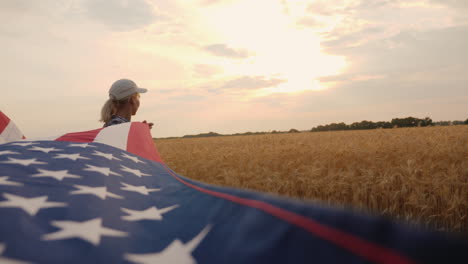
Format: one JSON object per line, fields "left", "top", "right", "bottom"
{"left": 306, "top": 1, "right": 346, "bottom": 16}
{"left": 429, "top": 0, "right": 468, "bottom": 9}
{"left": 217, "top": 76, "right": 285, "bottom": 91}
{"left": 321, "top": 26, "right": 386, "bottom": 49}
{"left": 199, "top": 0, "right": 222, "bottom": 5}
{"left": 203, "top": 44, "right": 250, "bottom": 59}
{"left": 193, "top": 64, "right": 223, "bottom": 77}
{"left": 297, "top": 17, "right": 326, "bottom": 28}
{"left": 169, "top": 94, "right": 207, "bottom": 102}
{"left": 324, "top": 26, "right": 468, "bottom": 75}
{"left": 83, "top": 0, "right": 164, "bottom": 31}
{"left": 312, "top": 25, "right": 468, "bottom": 122}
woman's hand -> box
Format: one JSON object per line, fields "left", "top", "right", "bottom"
{"left": 142, "top": 120, "right": 154, "bottom": 129}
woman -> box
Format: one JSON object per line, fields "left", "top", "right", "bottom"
{"left": 100, "top": 79, "right": 154, "bottom": 129}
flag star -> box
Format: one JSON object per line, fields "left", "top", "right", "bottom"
{"left": 121, "top": 182, "right": 160, "bottom": 195}
{"left": 0, "top": 157, "right": 46, "bottom": 166}
{"left": 27, "top": 146, "right": 62, "bottom": 153}
{"left": 0, "top": 150, "right": 20, "bottom": 156}
{"left": 42, "top": 218, "right": 127, "bottom": 246}
{"left": 0, "top": 193, "right": 66, "bottom": 216}
{"left": 0, "top": 243, "right": 31, "bottom": 264}
{"left": 9, "top": 142, "right": 38, "bottom": 147}
{"left": 68, "top": 143, "right": 96, "bottom": 148}
{"left": 71, "top": 185, "right": 123, "bottom": 200}
{"left": 125, "top": 225, "right": 211, "bottom": 264}
{"left": 122, "top": 153, "right": 145, "bottom": 164}
{"left": 0, "top": 176, "right": 23, "bottom": 186}
{"left": 92, "top": 150, "right": 122, "bottom": 161}
{"left": 121, "top": 205, "right": 178, "bottom": 221}
{"left": 84, "top": 164, "right": 121, "bottom": 177}
{"left": 121, "top": 165, "right": 151, "bottom": 178}
{"left": 32, "top": 169, "right": 81, "bottom": 181}
{"left": 53, "top": 153, "right": 90, "bottom": 161}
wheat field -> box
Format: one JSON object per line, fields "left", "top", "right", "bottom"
{"left": 155, "top": 126, "right": 468, "bottom": 233}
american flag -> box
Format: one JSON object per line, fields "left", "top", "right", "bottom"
{"left": 0, "top": 111, "right": 466, "bottom": 263}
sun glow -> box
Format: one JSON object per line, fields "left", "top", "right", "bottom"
{"left": 198, "top": 0, "right": 347, "bottom": 96}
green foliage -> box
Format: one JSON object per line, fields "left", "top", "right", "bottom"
{"left": 182, "top": 132, "right": 222, "bottom": 138}
{"left": 311, "top": 117, "right": 433, "bottom": 132}
{"left": 465, "top": 119, "right": 468, "bottom": 125}
{"left": 391, "top": 117, "right": 432, "bottom": 128}
{"left": 288, "top": 129, "right": 300, "bottom": 133}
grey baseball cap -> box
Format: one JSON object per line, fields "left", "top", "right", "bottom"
{"left": 109, "top": 79, "right": 147, "bottom": 100}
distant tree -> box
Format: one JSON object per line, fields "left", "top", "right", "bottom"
{"left": 391, "top": 117, "right": 414, "bottom": 128}
{"left": 391, "top": 117, "right": 431, "bottom": 128}
{"left": 288, "top": 129, "right": 300, "bottom": 133}
{"left": 182, "top": 131, "right": 222, "bottom": 138}
{"left": 375, "top": 121, "right": 392, "bottom": 129}
{"left": 349, "top": 122, "right": 361, "bottom": 130}
{"left": 465, "top": 119, "right": 468, "bottom": 125}
{"left": 359, "top": 120, "right": 377, "bottom": 130}
{"left": 415, "top": 117, "right": 433, "bottom": 127}
{"left": 328, "top": 122, "right": 348, "bottom": 131}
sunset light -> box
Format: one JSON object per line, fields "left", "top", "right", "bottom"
{"left": 2, "top": 0, "right": 467, "bottom": 138}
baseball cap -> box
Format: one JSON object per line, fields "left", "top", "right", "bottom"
{"left": 109, "top": 79, "right": 147, "bottom": 100}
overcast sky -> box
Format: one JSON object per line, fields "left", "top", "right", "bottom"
{"left": 2, "top": 0, "right": 467, "bottom": 138}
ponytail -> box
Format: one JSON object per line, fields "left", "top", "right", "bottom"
{"left": 100, "top": 98, "right": 117, "bottom": 123}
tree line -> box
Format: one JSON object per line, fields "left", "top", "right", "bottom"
{"left": 156, "top": 117, "right": 468, "bottom": 139}
{"left": 311, "top": 117, "right": 467, "bottom": 132}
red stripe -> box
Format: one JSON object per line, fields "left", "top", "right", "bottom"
{"left": 127, "top": 123, "right": 163, "bottom": 163}
{"left": 163, "top": 166, "right": 416, "bottom": 264}
{"left": 0, "top": 111, "right": 11, "bottom": 135}
{"left": 55, "top": 128, "right": 103, "bottom": 143}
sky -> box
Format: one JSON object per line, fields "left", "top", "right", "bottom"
{"left": 1, "top": 0, "right": 467, "bottom": 138}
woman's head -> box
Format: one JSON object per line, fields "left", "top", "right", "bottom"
{"left": 109, "top": 79, "right": 147, "bottom": 100}
{"left": 100, "top": 79, "right": 147, "bottom": 123}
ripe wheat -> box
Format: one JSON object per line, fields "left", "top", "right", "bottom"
{"left": 155, "top": 126, "right": 468, "bottom": 233}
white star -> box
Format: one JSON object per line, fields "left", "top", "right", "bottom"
{"left": 121, "top": 205, "right": 178, "bottom": 221}
{"left": 125, "top": 225, "right": 211, "bottom": 264}
{"left": 122, "top": 153, "right": 145, "bottom": 164}
{"left": 9, "top": 142, "right": 38, "bottom": 147}
{"left": 27, "top": 146, "right": 62, "bottom": 153}
{"left": 84, "top": 164, "right": 121, "bottom": 177}
{"left": 68, "top": 143, "right": 96, "bottom": 148}
{"left": 0, "top": 193, "right": 66, "bottom": 216}
{"left": 92, "top": 150, "right": 122, "bottom": 161}
{"left": 70, "top": 185, "right": 123, "bottom": 200}
{"left": 121, "top": 182, "right": 160, "bottom": 195}
{"left": 53, "top": 153, "right": 90, "bottom": 161}
{"left": 0, "top": 243, "right": 31, "bottom": 264}
{"left": 121, "top": 165, "right": 151, "bottom": 178}
{"left": 0, "top": 150, "right": 20, "bottom": 156}
{"left": 0, "top": 176, "right": 23, "bottom": 186}
{"left": 0, "top": 158, "right": 46, "bottom": 166}
{"left": 32, "top": 169, "right": 81, "bottom": 181}
{"left": 42, "top": 218, "right": 127, "bottom": 246}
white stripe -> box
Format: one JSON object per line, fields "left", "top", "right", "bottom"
{"left": 93, "top": 123, "right": 131, "bottom": 151}
{"left": 0, "top": 119, "right": 23, "bottom": 144}
{"left": 30, "top": 135, "right": 62, "bottom": 141}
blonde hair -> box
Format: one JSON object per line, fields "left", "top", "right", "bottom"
{"left": 99, "top": 93, "right": 138, "bottom": 123}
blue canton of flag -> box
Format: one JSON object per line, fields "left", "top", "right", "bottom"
{"left": 0, "top": 140, "right": 211, "bottom": 263}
